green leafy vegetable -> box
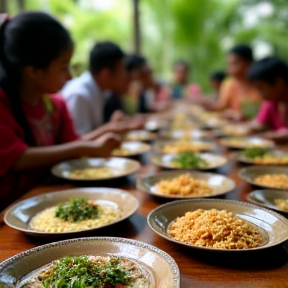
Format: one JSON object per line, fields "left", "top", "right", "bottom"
{"left": 242, "top": 148, "right": 270, "bottom": 159}
{"left": 55, "top": 198, "right": 99, "bottom": 222}
{"left": 173, "top": 151, "right": 207, "bottom": 168}
{"left": 39, "top": 256, "right": 131, "bottom": 288}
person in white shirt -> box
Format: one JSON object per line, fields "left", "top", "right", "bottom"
{"left": 61, "top": 41, "right": 142, "bottom": 139}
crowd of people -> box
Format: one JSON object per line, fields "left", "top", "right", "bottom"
{"left": 0, "top": 11, "right": 288, "bottom": 211}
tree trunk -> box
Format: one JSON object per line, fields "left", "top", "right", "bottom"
{"left": 0, "top": 0, "right": 7, "bottom": 13}
{"left": 132, "top": 0, "right": 141, "bottom": 54}
{"left": 16, "top": 0, "right": 25, "bottom": 12}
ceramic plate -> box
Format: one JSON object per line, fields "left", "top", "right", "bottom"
{"left": 160, "top": 129, "right": 211, "bottom": 140}
{"left": 52, "top": 157, "right": 140, "bottom": 181}
{"left": 0, "top": 237, "right": 180, "bottom": 288}
{"left": 234, "top": 150, "right": 288, "bottom": 165}
{"left": 248, "top": 189, "right": 288, "bottom": 214}
{"left": 4, "top": 188, "right": 139, "bottom": 237}
{"left": 215, "top": 125, "right": 250, "bottom": 137}
{"left": 154, "top": 140, "right": 216, "bottom": 154}
{"left": 239, "top": 166, "right": 288, "bottom": 190}
{"left": 151, "top": 153, "right": 227, "bottom": 170}
{"left": 219, "top": 137, "right": 274, "bottom": 149}
{"left": 148, "top": 199, "right": 288, "bottom": 251}
{"left": 112, "top": 141, "right": 151, "bottom": 157}
{"left": 137, "top": 170, "right": 235, "bottom": 199}
{"left": 203, "top": 118, "right": 229, "bottom": 129}
{"left": 124, "top": 130, "right": 157, "bottom": 142}
{"left": 145, "top": 118, "right": 167, "bottom": 131}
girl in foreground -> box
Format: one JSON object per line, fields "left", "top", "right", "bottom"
{"left": 0, "top": 12, "right": 120, "bottom": 210}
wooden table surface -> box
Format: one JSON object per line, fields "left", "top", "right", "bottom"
{"left": 1, "top": 151, "right": 288, "bottom": 288}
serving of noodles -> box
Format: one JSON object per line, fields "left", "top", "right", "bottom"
{"left": 30, "top": 198, "right": 122, "bottom": 233}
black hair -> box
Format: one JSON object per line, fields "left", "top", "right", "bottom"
{"left": 125, "top": 54, "right": 146, "bottom": 72}
{"left": 247, "top": 57, "right": 288, "bottom": 84}
{"left": 229, "top": 44, "right": 253, "bottom": 62}
{"left": 89, "top": 41, "right": 125, "bottom": 75}
{"left": 174, "top": 60, "right": 190, "bottom": 70}
{"left": 0, "top": 11, "right": 73, "bottom": 146}
{"left": 210, "top": 71, "right": 226, "bottom": 82}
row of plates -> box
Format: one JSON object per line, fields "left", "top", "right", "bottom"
{"left": 5, "top": 168, "right": 288, "bottom": 237}
{"left": 2, "top": 190, "right": 288, "bottom": 287}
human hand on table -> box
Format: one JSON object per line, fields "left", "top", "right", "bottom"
{"left": 258, "top": 129, "right": 288, "bottom": 144}
{"left": 110, "top": 110, "right": 126, "bottom": 122}
{"left": 82, "top": 132, "right": 121, "bottom": 158}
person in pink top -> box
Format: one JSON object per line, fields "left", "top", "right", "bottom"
{"left": 247, "top": 57, "right": 288, "bottom": 142}
{"left": 0, "top": 12, "right": 122, "bottom": 211}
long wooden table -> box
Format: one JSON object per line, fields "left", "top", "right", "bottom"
{"left": 1, "top": 152, "right": 288, "bottom": 288}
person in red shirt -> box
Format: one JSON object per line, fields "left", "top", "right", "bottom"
{"left": 0, "top": 12, "right": 121, "bottom": 211}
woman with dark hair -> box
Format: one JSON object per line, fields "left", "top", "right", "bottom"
{"left": 0, "top": 12, "right": 120, "bottom": 210}
{"left": 204, "top": 44, "right": 261, "bottom": 120}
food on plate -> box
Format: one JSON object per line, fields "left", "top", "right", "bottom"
{"left": 168, "top": 209, "right": 263, "bottom": 249}
{"left": 19, "top": 255, "right": 150, "bottom": 288}
{"left": 172, "top": 151, "right": 208, "bottom": 169}
{"left": 221, "top": 125, "right": 249, "bottom": 136}
{"left": 162, "top": 141, "right": 212, "bottom": 153}
{"left": 69, "top": 167, "right": 114, "bottom": 179}
{"left": 242, "top": 147, "right": 270, "bottom": 159}
{"left": 254, "top": 174, "right": 288, "bottom": 189}
{"left": 29, "top": 198, "right": 122, "bottom": 232}
{"left": 125, "top": 131, "right": 154, "bottom": 141}
{"left": 241, "top": 148, "right": 288, "bottom": 165}
{"left": 156, "top": 174, "right": 213, "bottom": 197}
{"left": 275, "top": 199, "right": 288, "bottom": 211}
{"left": 112, "top": 147, "right": 132, "bottom": 156}
{"left": 221, "top": 138, "right": 272, "bottom": 148}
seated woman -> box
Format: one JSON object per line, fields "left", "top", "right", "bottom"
{"left": 0, "top": 12, "right": 120, "bottom": 211}
{"left": 246, "top": 57, "right": 288, "bottom": 142}
{"left": 203, "top": 45, "right": 262, "bottom": 120}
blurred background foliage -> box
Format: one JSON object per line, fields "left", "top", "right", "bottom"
{"left": 5, "top": 0, "right": 288, "bottom": 92}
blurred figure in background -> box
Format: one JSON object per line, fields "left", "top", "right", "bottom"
{"left": 171, "top": 60, "right": 202, "bottom": 100}
{"left": 204, "top": 44, "right": 261, "bottom": 120}
{"left": 61, "top": 41, "right": 142, "bottom": 138}
{"left": 246, "top": 57, "right": 288, "bottom": 142}
{"left": 209, "top": 71, "right": 226, "bottom": 100}
{"left": 137, "top": 61, "right": 170, "bottom": 113}
{"left": 123, "top": 55, "right": 170, "bottom": 114}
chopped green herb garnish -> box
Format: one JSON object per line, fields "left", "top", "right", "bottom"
{"left": 242, "top": 147, "right": 270, "bottom": 159}
{"left": 173, "top": 151, "right": 208, "bottom": 168}
{"left": 55, "top": 198, "right": 99, "bottom": 222}
{"left": 39, "top": 256, "right": 131, "bottom": 288}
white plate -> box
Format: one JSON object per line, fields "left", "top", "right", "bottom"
{"left": 137, "top": 170, "right": 235, "bottom": 199}
{"left": 239, "top": 166, "right": 288, "bottom": 190}
{"left": 52, "top": 157, "right": 140, "bottom": 181}
{"left": 151, "top": 153, "right": 227, "bottom": 170}
{"left": 112, "top": 141, "right": 151, "bottom": 156}
{"left": 0, "top": 237, "right": 180, "bottom": 288}
{"left": 148, "top": 199, "right": 288, "bottom": 251}
{"left": 4, "top": 188, "right": 139, "bottom": 237}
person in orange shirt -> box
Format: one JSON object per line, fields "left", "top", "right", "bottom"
{"left": 204, "top": 44, "right": 262, "bottom": 120}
